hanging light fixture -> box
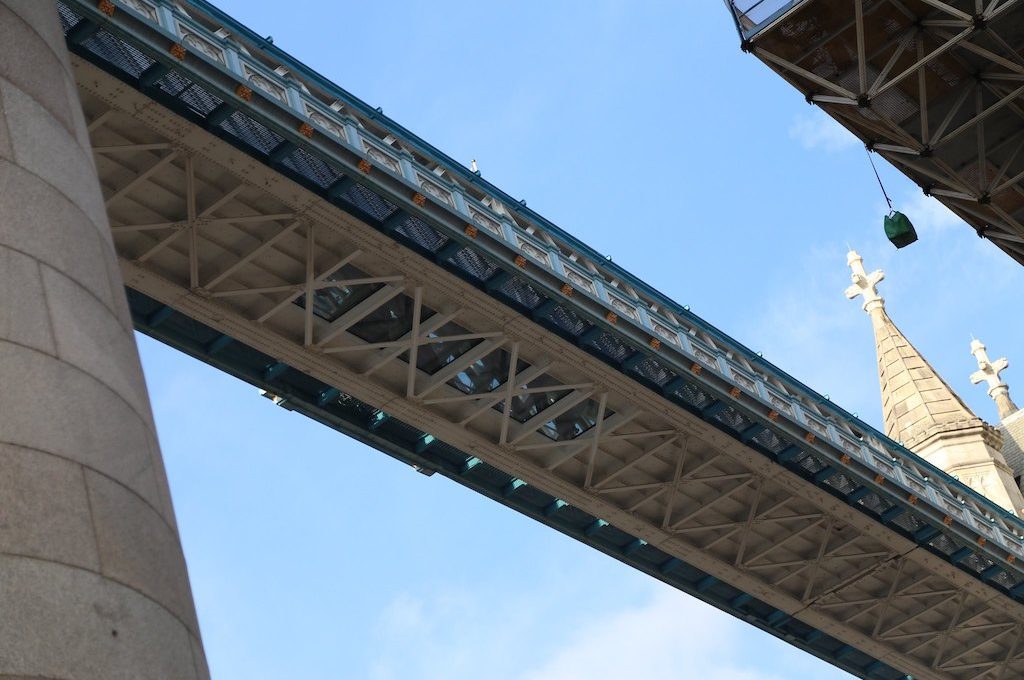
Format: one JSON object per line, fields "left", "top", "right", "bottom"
{"left": 867, "top": 148, "right": 918, "bottom": 248}
{"left": 883, "top": 210, "right": 917, "bottom": 248}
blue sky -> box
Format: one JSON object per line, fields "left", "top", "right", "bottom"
{"left": 138, "top": 1, "right": 1024, "bottom": 678}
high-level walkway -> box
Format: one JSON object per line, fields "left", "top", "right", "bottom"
{"left": 13, "top": 1, "right": 1024, "bottom": 678}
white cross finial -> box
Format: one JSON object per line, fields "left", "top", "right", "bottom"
{"left": 971, "top": 338, "right": 1018, "bottom": 419}
{"left": 844, "top": 250, "right": 885, "bottom": 313}
{"left": 970, "top": 339, "right": 1009, "bottom": 394}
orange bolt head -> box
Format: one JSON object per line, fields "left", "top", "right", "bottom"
{"left": 943, "top": 515, "right": 953, "bottom": 526}
{"left": 768, "top": 410, "right": 779, "bottom": 422}
{"left": 874, "top": 474, "right": 885, "bottom": 485}
{"left": 170, "top": 43, "right": 187, "bottom": 60}
{"left": 649, "top": 337, "right": 661, "bottom": 350}
{"left": 840, "top": 454, "right": 851, "bottom": 464}
{"left": 97, "top": 0, "right": 115, "bottom": 16}
{"left": 298, "top": 122, "right": 314, "bottom": 138}
{"left": 412, "top": 192, "right": 426, "bottom": 207}
{"left": 560, "top": 283, "right": 574, "bottom": 297}
{"left": 804, "top": 432, "right": 816, "bottom": 444}
{"left": 690, "top": 363, "right": 703, "bottom": 375}
{"left": 605, "top": 311, "right": 618, "bottom": 324}
{"left": 729, "top": 387, "right": 741, "bottom": 398}
{"left": 907, "top": 494, "right": 918, "bottom": 505}
{"left": 235, "top": 84, "right": 253, "bottom": 101}
{"left": 978, "top": 537, "right": 987, "bottom": 547}
{"left": 514, "top": 255, "right": 527, "bottom": 268}
{"left": 358, "top": 159, "right": 372, "bottom": 174}
{"left": 464, "top": 225, "right": 478, "bottom": 239}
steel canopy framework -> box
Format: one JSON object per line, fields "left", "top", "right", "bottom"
{"left": 728, "top": 0, "right": 1024, "bottom": 265}
{"left": 56, "top": 0, "right": 1024, "bottom": 677}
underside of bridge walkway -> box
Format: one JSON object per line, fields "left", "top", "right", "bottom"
{"left": 728, "top": 0, "right": 1024, "bottom": 265}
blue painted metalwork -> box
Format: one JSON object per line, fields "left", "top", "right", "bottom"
{"left": 623, "top": 538, "right": 647, "bottom": 556}
{"left": 723, "top": 0, "right": 812, "bottom": 40}
{"left": 205, "top": 334, "right": 233, "bottom": 356}
{"left": 659, "top": 557, "right": 683, "bottom": 575}
{"left": 696, "top": 575, "right": 719, "bottom": 592}
{"left": 316, "top": 387, "right": 341, "bottom": 407}
{"left": 146, "top": 304, "right": 173, "bottom": 328}
{"left": 125, "top": 288, "right": 906, "bottom": 679}
{"left": 56, "top": 0, "right": 1024, "bottom": 610}
{"left": 503, "top": 478, "right": 527, "bottom": 498}
{"left": 263, "top": 362, "right": 288, "bottom": 381}
{"left": 543, "top": 499, "right": 567, "bottom": 517}
{"left": 415, "top": 434, "right": 436, "bottom": 454}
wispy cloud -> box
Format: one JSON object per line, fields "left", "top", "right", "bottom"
{"left": 368, "top": 587, "right": 537, "bottom": 680}
{"left": 520, "top": 587, "right": 789, "bottom": 680}
{"left": 896, "top": 191, "right": 964, "bottom": 235}
{"left": 737, "top": 241, "right": 883, "bottom": 424}
{"left": 368, "top": 583, "right": 848, "bottom": 680}
{"left": 788, "top": 110, "right": 859, "bottom": 153}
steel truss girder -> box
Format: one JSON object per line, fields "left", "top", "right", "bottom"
{"left": 76, "top": 53, "right": 1024, "bottom": 679}
{"left": 66, "top": 0, "right": 1024, "bottom": 591}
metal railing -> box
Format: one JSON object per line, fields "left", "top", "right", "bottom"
{"left": 724, "top": 0, "right": 809, "bottom": 40}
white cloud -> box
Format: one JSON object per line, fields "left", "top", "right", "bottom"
{"left": 788, "top": 110, "right": 859, "bottom": 153}
{"left": 519, "top": 587, "right": 786, "bottom": 680}
{"left": 367, "top": 583, "right": 848, "bottom": 680}
{"left": 895, "top": 191, "right": 964, "bottom": 235}
{"left": 737, "top": 242, "right": 883, "bottom": 424}
{"left": 368, "top": 587, "right": 539, "bottom": 680}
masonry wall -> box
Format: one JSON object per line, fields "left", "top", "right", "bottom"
{"left": 0, "top": 2, "right": 208, "bottom": 677}
{"left": 1001, "top": 410, "right": 1024, "bottom": 484}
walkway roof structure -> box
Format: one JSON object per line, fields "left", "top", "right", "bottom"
{"left": 727, "top": 0, "right": 1024, "bottom": 265}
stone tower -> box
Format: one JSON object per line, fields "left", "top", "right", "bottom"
{"left": 845, "top": 251, "right": 1024, "bottom": 515}
{"left": 0, "top": 2, "right": 207, "bottom": 677}
{"left": 971, "top": 339, "right": 1024, "bottom": 490}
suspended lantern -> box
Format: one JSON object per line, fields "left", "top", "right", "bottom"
{"left": 868, "top": 149, "right": 918, "bottom": 249}
{"left": 884, "top": 210, "right": 918, "bottom": 248}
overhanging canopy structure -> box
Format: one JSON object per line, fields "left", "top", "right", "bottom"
{"left": 727, "top": 0, "right": 1024, "bottom": 264}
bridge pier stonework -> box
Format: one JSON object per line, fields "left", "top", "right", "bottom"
{"left": 0, "top": 2, "right": 207, "bottom": 678}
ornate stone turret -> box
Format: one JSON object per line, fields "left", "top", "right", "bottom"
{"left": 845, "top": 250, "right": 1024, "bottom": 515}
{"left": 971, "top": 339, "right": 1019, "bottom": 420}
{"left": 971, "top": 340, "right": 1024, "bottom": 487}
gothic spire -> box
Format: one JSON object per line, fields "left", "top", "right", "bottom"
{"left": 844, "top": 251, "right": 982, "bottom": 448}
{"left": 845, "top": 250, "right": 1023, "bottom": 514}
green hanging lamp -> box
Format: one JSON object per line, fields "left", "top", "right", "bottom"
{"left": 868, "top": 149, "right": 918, "bottom": 249}
{"left": 883, "top": 210, "right": 917, "bottom": 248}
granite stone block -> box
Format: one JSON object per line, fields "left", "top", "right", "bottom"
{"left": 0, "top": 245, "right": 55, "bottom": 354}
{"left": 1, "top": 78, "right": 108, "bottom": 235}
{"left": 85, "top": 470, "right": 200, "bottom": 636}
{"left": 0, "top": 556, "right": 200, "bottom": 680}
{"left": 0, "top": 340, "right": 162, "bottom": 510}
{"left": 0, "top": 159, "right": 123, "bottom": 318}
{"left": 0, "top": 443, "right": 99, "bottom": 570}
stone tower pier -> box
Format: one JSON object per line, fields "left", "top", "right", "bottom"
{"left": 0, "top": 2, "right": 207, "bottom": 677}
